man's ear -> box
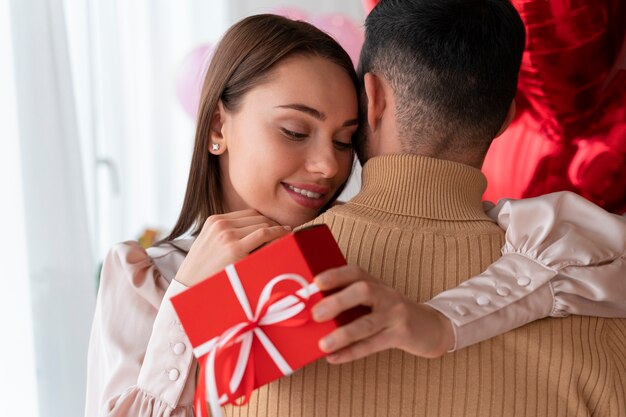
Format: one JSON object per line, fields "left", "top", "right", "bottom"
{"left": 208, "top": 100, "right": 227, "bottom": 155}
{"left": 495, "top": 100, "right": 516, "bottom": 138}
{"left": 363, "top": 72, "right": 386, "bottom": 134}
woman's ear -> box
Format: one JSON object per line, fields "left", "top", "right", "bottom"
{"left": 495, "top": 100, "right": 516, "bottom": 138}
{"left": 209, "top": 100, "right": 227, "bottom": 155}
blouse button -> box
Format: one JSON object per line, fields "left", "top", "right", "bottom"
{"left": 496, "top": 286, "right": 511, "bottom": 297}
{"left": 475, "top": 296, "right": 491, "bottom": 306}
{"left": 516, "top": 276, "right": 531, "bottom": 287}
{"left": 173, "top": 342, "right": 186, "bottom": 355}
{"left": 168, "top": 368, "right": 180, "bottom": 381}
{"left": 455, "top": 305, "right": 469, "bottom": 316}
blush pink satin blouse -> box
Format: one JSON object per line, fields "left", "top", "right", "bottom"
{"left": 85, "top": 191, "right": 626, "bottom": 417}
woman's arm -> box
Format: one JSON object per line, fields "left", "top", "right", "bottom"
{"left": 307, "top": 191, "right": 624, "bottom": 361}
{"left": 85, "top": 242, "right": 196, "bottom": 417}
{"left": 86, "top": 210, "right": 290, "bottom": 416}
{"left": 426, "top": 191, "right": 626, "bottom": 350}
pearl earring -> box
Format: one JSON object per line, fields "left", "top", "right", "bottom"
{"left": 211, "top": 143, "right": 220, "bottom": 152}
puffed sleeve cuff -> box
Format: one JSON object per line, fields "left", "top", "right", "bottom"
{"left": 426, "top": 253, "right": 557, "bottom": 351}
{"left": 137, "top": 279, "right": 195, "bottom": 408}
{"left": 553, "top": 256, "right": 626, "bottom": 317}
{"left": 104, "top": 387, "right": 195, "bottom": 416}
{"left": 430, "top": 191, "right": 626, "bottom": 352}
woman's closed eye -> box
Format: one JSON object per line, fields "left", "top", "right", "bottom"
{"left": 280, "top": 126, "right": 353, "bottom": 151}
{"left": 281, "top": 127, "right": 308, "bottom": 140}
{"left": 333, "top": 140, "right": 353, "bottom": 151}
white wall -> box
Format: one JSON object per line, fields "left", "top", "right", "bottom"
{"left": 230, "top": 0, "right": 365, "bottom": 22}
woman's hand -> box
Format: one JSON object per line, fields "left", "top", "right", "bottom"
{"left": 175, "top": 209, "right": 291, "bottom": 287}
{"left": 312, "top": 265, "right": 455, "bottom": 362}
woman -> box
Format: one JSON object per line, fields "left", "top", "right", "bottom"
{"left": 85, "top": 13, "right": 626, "bottom": 417}
{"left": 86, "top": 14, "right": 359, "bottom": 416}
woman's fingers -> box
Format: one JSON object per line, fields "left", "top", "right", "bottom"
{"left": 211, "top": 216, "right": 278, "bottom": 236}
{"left": 318, "top": 311, "right": 387, "bottom": 353}
{"left": 226, "top": 223, "right": 287, "bottom": 240}
{"left": 314, "top": 265, "right": 372, "bottom": 291}
{"left": 312, "top": 279, "right": 381, "bottom": 322}
{"left": 211, "top": 208, "right": 281, "bottom": 225}
{"left": 211, "top": 208, "right": 260, "bottom": 219}
{"left": 239, "top": 225, "right": 292, "bottom": 253}
{"left": 325, "top": 329, "right": 395, "bottom": 364}
{"left": 203, "top": 211, "right": 281, "bottom": 233}
{"left": 177, "top": 209, "right": 289, "bottom": 287}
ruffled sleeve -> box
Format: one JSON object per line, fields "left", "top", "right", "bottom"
{"left": 85, "top": 241, "right": 196, "bottom": 417}
{"left": 426, "top": 191, "right": 626, "bottom": 351}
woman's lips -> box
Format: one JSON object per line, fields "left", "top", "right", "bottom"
{"left": 282, "top": 182, "right": 330, "bottom": 209}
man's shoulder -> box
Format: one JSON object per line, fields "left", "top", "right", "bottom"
{"left": 295, "top": 201, "right": 349, "bottom": 229}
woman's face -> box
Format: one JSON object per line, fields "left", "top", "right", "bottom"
{"left": 217, "top": 55, "right": 358, "bottom": 228}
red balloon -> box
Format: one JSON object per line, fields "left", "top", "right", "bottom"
{"left": 482, "top": 0, "right": 626, "bottom": 214}
{"left": 362, "top": 0, "right": 380, "bottom": 14}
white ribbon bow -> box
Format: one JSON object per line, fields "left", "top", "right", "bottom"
{"left": 193, "top": 264, "right": 320, "bottom": 417}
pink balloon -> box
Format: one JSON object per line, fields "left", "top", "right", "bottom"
{"left": 175, "top": 44, "right": 213, "bottom": 118}
{"left": 175, "top": 11, "right": 364, "bottom": 118}
{"left": 271, "top": 6, "right": 309, "bottom": 21}
{"left": 309, "top": 14, "right": 364, "bottom": 66}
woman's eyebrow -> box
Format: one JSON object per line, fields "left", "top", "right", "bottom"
{"left": 276, "top": 104, "right": 358, "bottom": 127}
{"left": 276, "top": 104, "right": 326, "bottom": 120}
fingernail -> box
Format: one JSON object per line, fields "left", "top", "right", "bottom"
{"left": 312, "top": 306, "right": 326, "bottom": 321}
{"left": 283, "top": 225, "right": 292, "bottom": 230}
{"left": 315, "top": 274, "right": 327, "bottom": 287}
{"left": 320, "top": 336, "right": 334, "bottom": 351}
{"left": 327, "top": 353, "right": 340, "bottom": 362}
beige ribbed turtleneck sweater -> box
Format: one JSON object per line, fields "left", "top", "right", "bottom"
{"left": 225, "top": 154, "right": 626, "bottom": 417}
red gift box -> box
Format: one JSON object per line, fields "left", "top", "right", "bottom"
{"left": 170, "top": 225, "right": 361, "bottom": 417}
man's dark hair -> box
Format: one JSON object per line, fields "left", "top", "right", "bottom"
{"left": 357, "top": 0, "right": 525, "bottom": 160}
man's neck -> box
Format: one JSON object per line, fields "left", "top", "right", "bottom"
{"left": 369, "top": 134, "right": 486, "bottom": 170}
{"left": 405, "top": 147, "right": 485, "bottom": 170}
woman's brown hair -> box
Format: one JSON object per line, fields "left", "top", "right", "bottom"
{"left": 163, "top": 14, "right": 358, "bottom": 242}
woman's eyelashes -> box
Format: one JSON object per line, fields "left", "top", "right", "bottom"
{"left": 280, "top": 127, "right": 308, "bottom": 140}
{"left": 333, "top": 140, "right": 353, "bottom": 151}
{"left": 279, "top": 127, "right": 353, "bottom": 151}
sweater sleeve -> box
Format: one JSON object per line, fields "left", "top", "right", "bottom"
{"left": 84, "top": 241, "right": 196, "bottom": 417}
{"left": 426, "top": 191, "right": 626, "bottom": 351}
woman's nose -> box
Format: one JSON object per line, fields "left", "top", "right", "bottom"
{"left": 305, "top": 139, "right": 339, "bottom": 179}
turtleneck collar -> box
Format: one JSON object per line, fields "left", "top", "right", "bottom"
{"left": 349, "top": 154, "right": 492, "bottom": 221}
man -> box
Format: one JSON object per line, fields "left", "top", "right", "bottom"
{"left": 235, "top": 1, "right": 626, "bottom": 416}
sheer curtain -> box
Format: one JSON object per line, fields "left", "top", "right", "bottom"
{"left": 0, "top": 1, "right": 39, "bottom": 416}
{"left": 58, "top": 0, "right": 226, "bottom": 261}
{"left": 4, "top": 1, "right": 228, "bottom": 416}
{"left": 6, "top": 1, "right": 96, "bottom": 417}
{"left": 79, "top": 1, "right": 229, "bottom": 260}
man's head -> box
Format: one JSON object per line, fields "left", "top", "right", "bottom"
{"left": 355, "top": 0, "right": 525, "bottom": 167}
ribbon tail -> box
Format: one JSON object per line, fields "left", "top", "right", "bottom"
{"left": 195, "top": 355, "right": 210, "bottom": 417}
{"left": 242, "top": 351, "right": 255, "bottom": 405}
{"left": 206, "top": 347, "right": 225, "bottom": 417}
{"left": 230, "top": 349, "right": 256, "bottom": 406}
